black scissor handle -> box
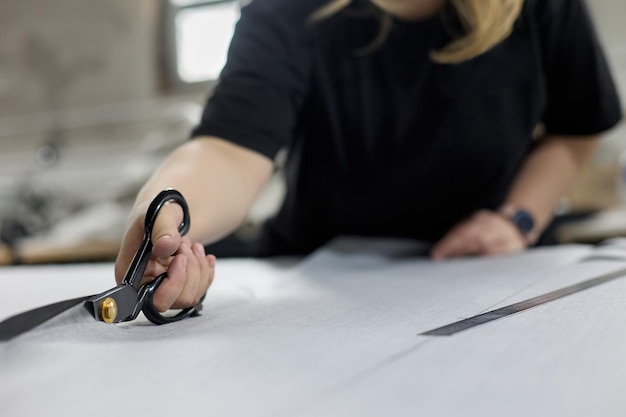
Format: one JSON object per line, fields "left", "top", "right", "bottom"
{"left": 144, "top": 189, "right": 190, "bottom": 237}
{"left": 139, "top": 273, "right": 204, "bottom": 325}
{"left": 123, "top": 189, "right": 191, "bottom": 290}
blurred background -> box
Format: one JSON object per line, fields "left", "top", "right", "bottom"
{"left": 0, "top": 0, "right": 624, "bottom": 264}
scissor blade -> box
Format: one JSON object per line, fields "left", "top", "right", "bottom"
{"left": 0, "top": 296, "right": 91, "bottom": 342}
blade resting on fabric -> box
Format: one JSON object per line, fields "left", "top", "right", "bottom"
{"left": 0, "top": 296, "right": 92, "bottom": 342}
{"left": 0, "top": 189, "right": 203, "bottom": 341}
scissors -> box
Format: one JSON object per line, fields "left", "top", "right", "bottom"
{"left": 0, "top": 189, "right": 204, "bottom": 341}
{"left": 84, "top": 188, "right": 203, "bottom": 324}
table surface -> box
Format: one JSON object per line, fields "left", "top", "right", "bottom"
{"left": 2, "top": 237, "right": 626, "bottom": 417}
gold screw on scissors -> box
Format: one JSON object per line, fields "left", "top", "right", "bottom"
{"left": 100, "top": 297, "right": 118, "bottom": 324}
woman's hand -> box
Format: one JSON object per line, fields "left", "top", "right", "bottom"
{"left": 114, "top": 201, "right": 216, "bottom": 312}
{"left": 430, "top": 209, "right": 527, "bottom": 260}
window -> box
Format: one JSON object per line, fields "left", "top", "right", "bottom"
{"left": 163, "top": 0, "right": 242, "bottom": 86}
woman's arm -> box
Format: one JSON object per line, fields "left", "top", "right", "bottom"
{"left": 115, "top": 136, "right": 274, "bottom": 311}
{"left": 132, "top": 136, "right": 274, "bottom": 244}
{"left": 503, "top": 134, "right": 600, "bottom": 238}
{"left": 430, "top": 134, "right": 601, "bottom": 259}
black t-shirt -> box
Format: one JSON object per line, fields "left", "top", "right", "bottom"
{"left": 192, "top": 0, "right": 622, "bottom": 256}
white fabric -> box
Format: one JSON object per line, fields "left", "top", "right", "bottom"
{"left": 1, "top": 237, "right": 626, "bottom": 417}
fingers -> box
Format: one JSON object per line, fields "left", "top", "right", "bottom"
{"left": 431, "top": 210, "right": 526, "bottom": 260}
{"left": 191, "top": 243, "right": 216, "bottom": 300}
{"left": 150, "top": 251, "right": 187, "bottom": 313}
{"left": 152, "top": 241, "right": 216, "bottom": 312}
{"left": 170, "top": 243, "right": 214, "bottom": 309}
{"left": 114, "top": 199, "right": 184, "bottom": 285}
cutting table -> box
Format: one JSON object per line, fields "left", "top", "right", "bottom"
{"left": 2, "top": 237, "right": 626, "bottom": 417}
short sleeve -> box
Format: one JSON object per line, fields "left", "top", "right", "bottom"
{"left": 191, "top": 0, "right": 316, "bottom": 159}
{"left": 535, "top": 0, "right": 622, "bottom": 136}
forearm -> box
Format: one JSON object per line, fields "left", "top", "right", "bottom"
{"left": 133, "top": 136, "right": 274, "bottom": 244}
{"left": 504, "top": 134, "right": 601, "bottom": 235}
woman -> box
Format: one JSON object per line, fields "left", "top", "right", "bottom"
{"left": 115, "top": 0, "right": 622, "bottom": 312}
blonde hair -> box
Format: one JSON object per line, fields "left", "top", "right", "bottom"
{"left": 309, "top": 0, "right": 525, "bottom": 64}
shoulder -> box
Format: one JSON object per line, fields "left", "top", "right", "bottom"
{"left": 519, "top": 0, "right": 601, "bottom": 52}
{"left": 522, "top": 0, "right": 592, "bottom": 24}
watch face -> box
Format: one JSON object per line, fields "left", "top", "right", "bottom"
{"left": 511, "top": 210, "right": 535, "bottom": 234}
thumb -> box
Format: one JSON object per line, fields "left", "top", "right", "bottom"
{"left": 151, "top": 201, "right": 184, "bottom": 258}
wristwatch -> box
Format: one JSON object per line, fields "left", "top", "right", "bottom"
{"left": 499, "top": 204, "right": 538, "bottom": 244}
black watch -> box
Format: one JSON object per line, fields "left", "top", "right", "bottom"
{"left": 499, "top": 205, "right": 537, "bottom": 243}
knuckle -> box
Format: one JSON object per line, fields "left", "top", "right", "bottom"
{"left": 188, "top": 248, "right": 200, "bottom": 263}
{"left": 192, "top": 242, "right": 206, "bottom": 255}
{"left": 153, "top": 207, "right": 182, "bottom": 237}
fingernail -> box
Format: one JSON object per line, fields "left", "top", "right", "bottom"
{"left": 208, "top": 255, "right": 216, "bottom": 268}
{"left": 157, "top": 234, "right": 172, "bottom": 242}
